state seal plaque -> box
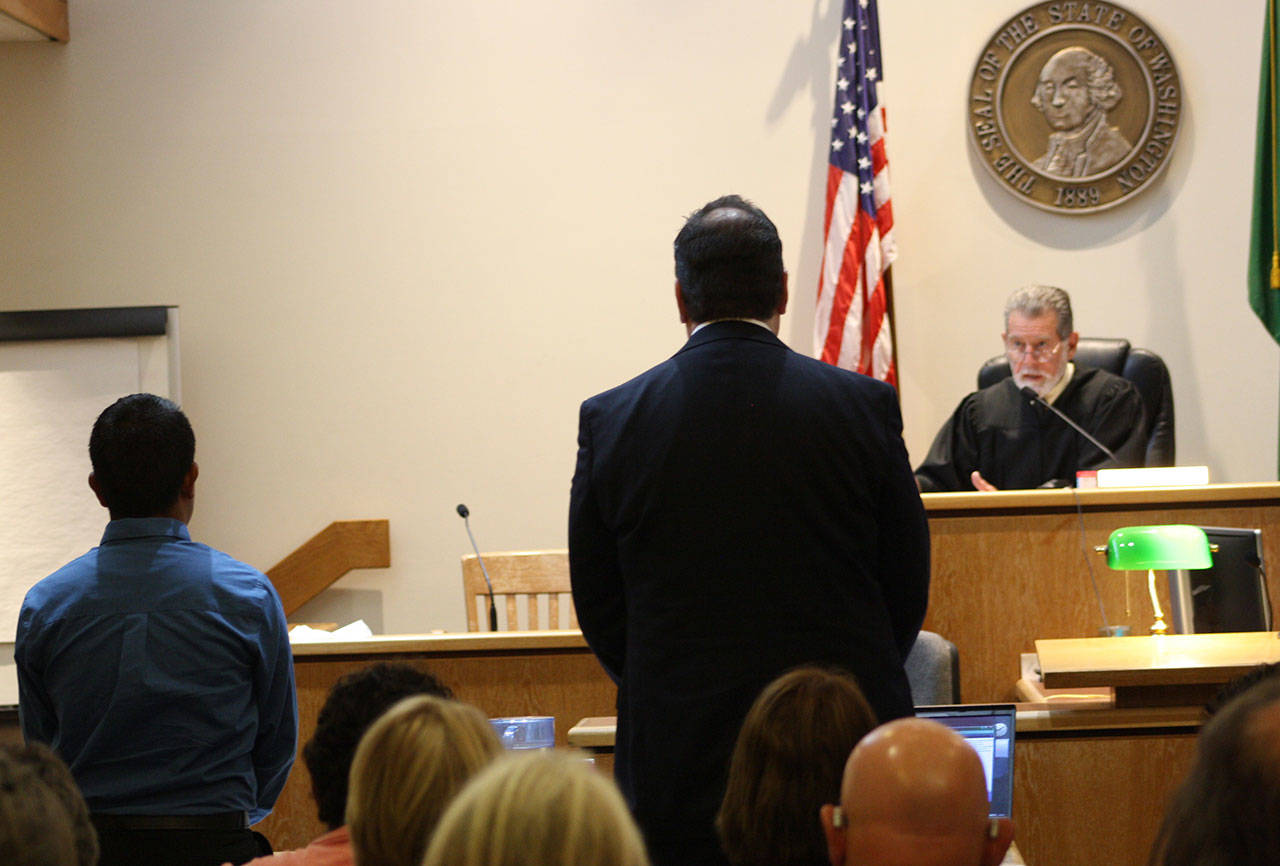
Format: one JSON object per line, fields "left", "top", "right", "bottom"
{"left": 968, "top": 2, "right": 1182, "bottom": 213}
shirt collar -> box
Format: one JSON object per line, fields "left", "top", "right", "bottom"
{"left": 1043, "top": 362, "right": 1075, "bottom": 406}
{"left": 689, "top": 318, "right": 773, "bottom": 336}
{"left": 101, "top": 517, "right": 191, "bottom": 544}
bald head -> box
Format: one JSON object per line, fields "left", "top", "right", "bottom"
{"left": 821, "top": 718, "right": 1012, "bottom": 866}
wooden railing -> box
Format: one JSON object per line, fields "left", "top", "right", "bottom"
{"left": 0, "top": 0, "right": 69, "bottom": 41}
{"left": 267, "top": 520, "right": 390, "bottom": 616}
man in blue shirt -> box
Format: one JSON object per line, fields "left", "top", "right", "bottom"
{"left": 16, "top": 393, "right": 298, "bottom": 866}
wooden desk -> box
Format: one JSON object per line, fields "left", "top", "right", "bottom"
{"left": 1037, "top": 631, "right": 1280, "bottom": 706}
{"left": 258, "top": 631, "right": 615, "bottom": 851}
{"left": 568, "top": 702, "right": 1201, "bottom": 866}
{"left": 923, "top": 483, "right": 1280, "bottom": 703}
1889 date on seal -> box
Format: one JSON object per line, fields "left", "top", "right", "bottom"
{"left": 968, "top": 2, "right": 1181, "bottom": 214}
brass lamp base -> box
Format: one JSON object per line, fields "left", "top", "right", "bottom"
{"left": 1147, "top": 569, "right": 1168, "bottom": 635}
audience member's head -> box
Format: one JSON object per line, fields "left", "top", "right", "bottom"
{"left": 422, "top": 750, "right": 650, "bottom": 866}
{"left": 1204, "top": 660, "right": 1280, "bottom": 718}
{"left": 345, "top": 695, "right": 500, "bottom": 866}
{"left": 0, "top": 743, "right": 96, "bottom": 866}
{"left": 717, "top": 666, "right": 877, "bottom": 866}
{"left": 304, "top": 662, "right": 453, "bottom": 830}
{"left": 821, "top": 718, "right": 1013, "bottom": 866}
{"left": 1150, "top": 676, "right": 1280, "bottom": 866}
{"left": 673, "top": 194, "right": 787, "bottom": 326}
{"left": 0, "top": 746, "right": 81, "bottom": 866}
{"left": 88, "top": 393, "right": 196, "bottom": 519}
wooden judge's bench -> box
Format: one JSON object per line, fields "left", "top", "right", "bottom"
{"left": 258, "top": 483, "right": 1280, "bottom": 866}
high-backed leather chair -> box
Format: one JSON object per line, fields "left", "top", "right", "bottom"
{"left": 976, "top": 337, "right": 1175, "bottom": 466}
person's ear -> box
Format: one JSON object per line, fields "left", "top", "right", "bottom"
{"left": 180, "top": 462, "right": 199, "bottom": 500}
{"left": 675, "top": 280, "right": 690, "bottom": 324}
{"left": 776, "top": 272, "right": 789, "bottom": 317}
{"left": 819, "top": 804, "right": 847, "bottom": 866}
{"left": 1065, "top": 330, "right": 1079, "bottom": 360}
{"left": 979, "top": 818, "right": 1014, "bottom": 866}
{"left": 88, "top": 473, "right": 108, "bottom": 509}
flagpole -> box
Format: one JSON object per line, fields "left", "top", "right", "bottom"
{"left": 884, "top": 267, "right": 900, "bottom": 402}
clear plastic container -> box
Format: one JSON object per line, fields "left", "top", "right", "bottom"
{"left": 489, "top": 716, "right": 555, "bottom": 750}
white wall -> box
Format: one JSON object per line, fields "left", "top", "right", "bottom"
{"left": 0, "top": 0, "right": 1272, "bottom": 637}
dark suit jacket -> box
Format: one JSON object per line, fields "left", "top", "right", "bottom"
{"left": 569, "top": 322, "right": 930, "bottom": 866}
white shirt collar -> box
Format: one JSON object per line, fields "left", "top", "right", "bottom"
{"left": 690, "top": 318, "right": 773, "bottom": 336}
{"left": 1043, "top": 362, "right": 1075, "bottom": 405}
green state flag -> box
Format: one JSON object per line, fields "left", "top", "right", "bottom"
{"left": 1251, "top": 0, "right": 1280, "bottom": 344}
{"left": 1251, "top": 0, "right": 1280, "bottom": 477}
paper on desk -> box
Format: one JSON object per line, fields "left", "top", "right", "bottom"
{"left": 289, "top": 620, "right": 374, "bottom": 643}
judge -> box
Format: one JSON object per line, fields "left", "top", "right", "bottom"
{"left": 914, "top": 285, "right": 1146, "bottom": 492}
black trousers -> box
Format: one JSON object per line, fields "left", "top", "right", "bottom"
{"left": 93, "top": 824, "right": 272, "bottom": 866}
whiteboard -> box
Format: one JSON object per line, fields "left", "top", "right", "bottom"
{"left": 0, "top": 309, "right": 179, "bottom": 704}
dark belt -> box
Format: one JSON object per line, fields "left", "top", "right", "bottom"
{"left": 91, "top": 811, "right": 249, "bottom": 831}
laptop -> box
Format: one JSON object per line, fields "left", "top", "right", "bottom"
{"left": 915, "top": 704, "right": 1016, "bottom": 818}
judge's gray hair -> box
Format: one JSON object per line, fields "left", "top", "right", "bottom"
{"left": 1004, "top": 285, "right": 1073, "bottom": 339}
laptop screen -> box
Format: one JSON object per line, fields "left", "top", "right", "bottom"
{"left": 915, "top": 704, "right": 1016, "bottom": 818}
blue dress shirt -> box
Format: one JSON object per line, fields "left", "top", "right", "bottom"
{"left": 15, "top": 518, "right": 298, "bottom": 824}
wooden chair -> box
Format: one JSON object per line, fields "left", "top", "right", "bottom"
{"left": 461, "top": 549, "right": 577, "bottom": 631}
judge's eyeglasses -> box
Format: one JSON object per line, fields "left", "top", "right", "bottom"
{"left": 1004, "top": 339, "right": 1063, "bottom": 362}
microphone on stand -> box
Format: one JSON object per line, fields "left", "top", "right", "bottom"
{"left": 1019, "top": 386, "right": 1119, "bottom": 465}
{"left": 456, "top": 503, "right": 498, "bottom": 631}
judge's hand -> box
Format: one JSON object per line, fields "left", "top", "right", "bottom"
{"left": 971, "top": 470, "right": 998, "bottom": 492}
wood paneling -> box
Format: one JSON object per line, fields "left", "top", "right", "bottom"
{"left": 1015, "top": 730, "right": 1197, "bottom": 866}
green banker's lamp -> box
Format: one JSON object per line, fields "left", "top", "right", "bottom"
{"left": 1101, "top": 525, "right": 1213, "bottom": 635}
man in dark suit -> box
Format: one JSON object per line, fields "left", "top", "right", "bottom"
{"left": 569, "top": 195, "right": 930, "bottom": 866}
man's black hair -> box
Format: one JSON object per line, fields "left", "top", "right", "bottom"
{"left": 673, "top": 194, "right": 784, "bottom": 323}
{"left": 302, "top": 662, "right": 454, "bottom": 829}
{"left": 88, "top": 393, "right": 195, "bottom": 518}
{"left": 1151, "top": 675, "right": 1280, "bottom": 866}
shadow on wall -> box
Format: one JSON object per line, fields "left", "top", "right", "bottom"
{"left": 290, "top": 589, "right": 384, "bottom": 634}
{"left": 766, "top": 0, "right": 846, "bottom": 351}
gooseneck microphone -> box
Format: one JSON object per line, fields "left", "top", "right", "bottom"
{"left": 1020, "top": 386, "right": 1119, "bottom": 465}
{"left": 456, "top": 503, "right": 498, "bottom": 631}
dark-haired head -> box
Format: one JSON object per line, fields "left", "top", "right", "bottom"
{"left": 1205, "top": 661, "right": 1280, "bottom": 718}
{"left": 303, "top": 662, "right": 454, "bottom": 830}
{"left": 1150, "top": 675, "right": 1280, "bottom": 866}
{"left": 88, "top": 394, "right": 195, "bottom": 519}
{"left": 674, "top": 195, "right": 786, "bottom": 325}
{"left": 0, "top": 742, "right": 96, "bottom": 866}
{"left": 717, "top": 666, "right": 877, "bottom": 866}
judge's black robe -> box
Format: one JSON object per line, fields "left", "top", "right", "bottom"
{"left": 914, "top": 366, "right": 1147, "bottom": 492}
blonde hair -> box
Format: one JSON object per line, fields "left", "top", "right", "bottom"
{"left": 346, "top": 695, "right": 501, "bottom": 866}
{"left": 421, "top": 750, "right": 651, "bottom": 866}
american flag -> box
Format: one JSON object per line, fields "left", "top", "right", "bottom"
{"left": 814, "top": 0, "right": 897, "bottom": 384}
